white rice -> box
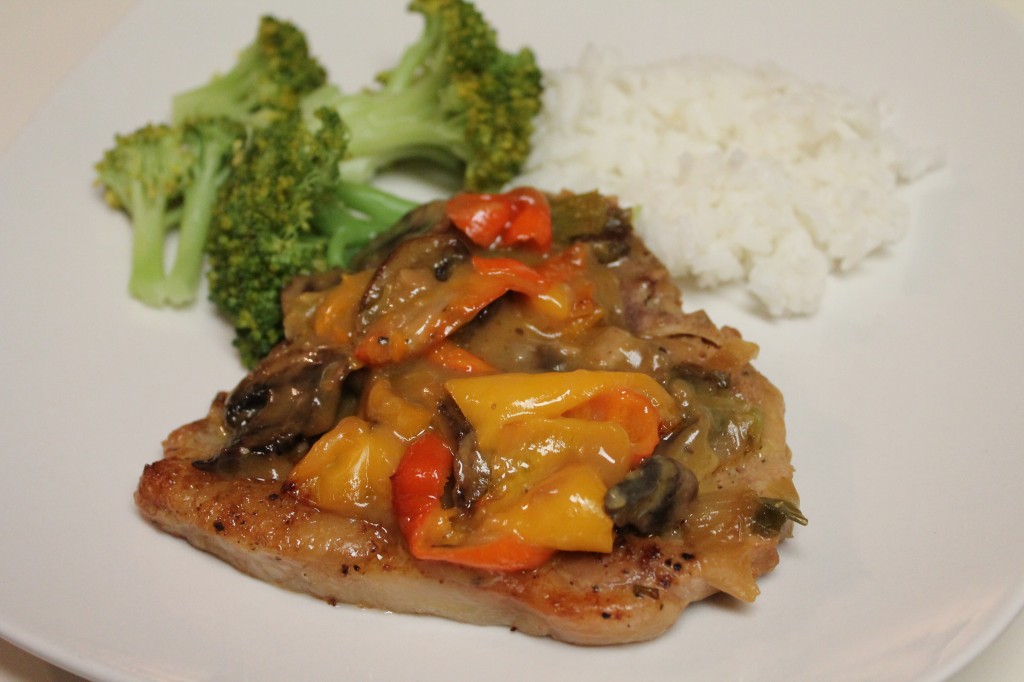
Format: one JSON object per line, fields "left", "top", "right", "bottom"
{"left": 514, "top": 47, "right": 941, "bottom": 315}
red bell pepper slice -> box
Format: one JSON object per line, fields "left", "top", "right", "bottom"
{"left": 498, "top": 187, "right": 552, "bottom": 251}
{"left": 391, "top": 432, "right": 555, "bottom": 571}
{"left": 446, "top": 188, "right": 552, "bottom": 252}
{"left": 444, "top": 193, "right": 513, "bottom": 247}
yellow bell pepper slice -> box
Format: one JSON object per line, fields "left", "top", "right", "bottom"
{"left": 445, "top": 370, "right": 680, "bottom": 454}
{"left": 313, "top": 269, "right": 374, "bottom": 346}
{"left": 362, "top": 375, "right": 433, "bottom": 442}
{"left": 486, "top": 417, "right": 633, "bottom": 501}
{"left": 498, "top": 464, "right": 614, "bottom": 553}
{"left": 287, "top": 416, "right": 405, "bottom": 523}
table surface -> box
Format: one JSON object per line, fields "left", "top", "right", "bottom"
{"left": 1, "top": 1, "right": 1023, "bottom": 680}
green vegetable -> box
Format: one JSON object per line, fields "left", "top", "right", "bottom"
{"left": 165, "top": 118, "right": 247, "bottom": 304}
{"left": 95, "top": 118, "right": 244, "bottom": 307}
{"left": 206, "top": 108, "right": 417, "bottom": 367}
{"left": 752, "top": 498, "right": 808, "bottom": 537}
{"left": 171, "top": 15, "right": 327, "bottom": 128}
{"left": 97, "top": 5, "right": 543, "bottom": 365}
{"left": 299, "top": 0, "right": 543, "bottom": 190}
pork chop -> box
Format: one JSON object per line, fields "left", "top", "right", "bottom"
{"left": 135, "top": 190, "right": 802, "bottom": 645}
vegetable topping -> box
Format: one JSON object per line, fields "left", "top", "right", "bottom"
{"left": 446, "top": 187, "right": 552, "bottom": 250}
{"left": 195, "top": 190, "right": 803, "bottom": 579}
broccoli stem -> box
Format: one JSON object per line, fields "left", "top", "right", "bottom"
{"left": 324, "top": 213, "right": 380, "bottom": 267}
{"left": 127, "top": 180, "right": 170, "bottom": 306}
{"left": 316, "top": 183, "right": 418, "bottom": 268}
{"left": 305, "top": 75, "right": 464, "bottom": 182}
{"left": 172, "top": 46, "right": 261, "bottom": 125}
{"left": 380, "top": 25, "right": 437, "bottom": 93}
{"left": 334, "top": 183, "right": 418, "bottom": 221}
{"left": 164, "top": 158, "right": 228, "bottom": 305}
{"left": 341, "top": 84, "right": 462, "bottom": 157}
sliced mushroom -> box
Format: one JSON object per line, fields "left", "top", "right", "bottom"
{"left": 434, "top": 397, "right": 490, "bottom": 509}
{"left": 454, "top": 433, "right": 491, "bottom": 508}
{"left": 194, "top": 344, "right": 352, "bottom": 474}
{"left": 604, "top": 455, "right": 699, "bottom": 536}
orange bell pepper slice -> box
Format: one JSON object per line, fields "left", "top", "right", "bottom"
{"left": 468, "top": 255, "right": 550, "bottom": 297}
{"left": 565, "top": 388, "right": 662, "bottom": 467}
{"left": 425, "top": 341, "right": 496, "bottom": 374}
{"left": 391, "top": 432, "right": 555, "bottom": 572}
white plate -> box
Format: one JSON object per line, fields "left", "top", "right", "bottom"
{"left": 1, "top": 1, "right": 1023, "bottom": 680}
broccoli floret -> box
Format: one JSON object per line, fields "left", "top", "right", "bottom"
{"left": 95, "top": 123, "right": 191, "bottom": 306}
{"left": 299, "top": 0, "right": 542, "bottom": 191}
{"left": 95, "top": 118, "right": 245, "bottom": 307}
{"left": 172, "top": 15, "right": 327, "bottom": 127}
{"left": 207, "top": 108, "right": 417, "bottom": 367}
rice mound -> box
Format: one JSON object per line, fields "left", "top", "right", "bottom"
{"left": 515, "top": 47, "right": 940, "bottom": 315}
